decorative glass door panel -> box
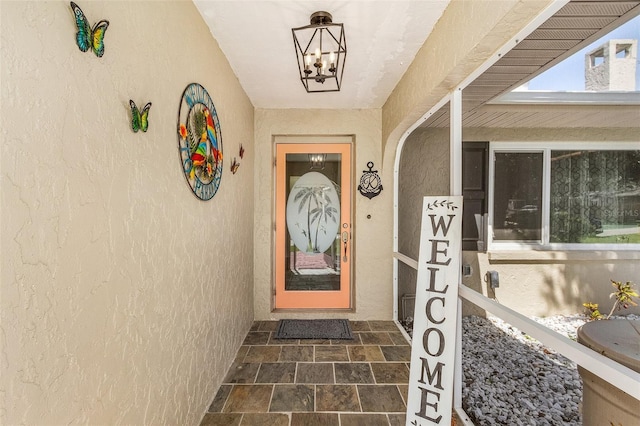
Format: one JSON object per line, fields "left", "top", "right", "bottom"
{"left": 275, "top": 143, "right": 351, "bottom": 309}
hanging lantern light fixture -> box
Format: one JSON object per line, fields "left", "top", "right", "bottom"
{"left": 308, "top": 153, "right": 327, "bottom": 170}
{"left": 292, "top": 11, "right": 346, "bottom": 93}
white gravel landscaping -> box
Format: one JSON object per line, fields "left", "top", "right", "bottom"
{"left": 402, "top": 313, "right": 639, "bottom": 425}
{"left": 462, "top": 315, "right": 584, "bottom": 425}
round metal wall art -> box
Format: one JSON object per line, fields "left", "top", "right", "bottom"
{"left": 358, "top": 161, "right": 383, "bottom": 199}
{"left": 177, "top": 83, "right": 223, "bottom": 201}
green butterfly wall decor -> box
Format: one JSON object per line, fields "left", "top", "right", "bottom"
{"left": 129, "top": 100, "right": 152, "bottom": 133}
{"left": 70, "top": 2, "right": 109, "bottom": 57}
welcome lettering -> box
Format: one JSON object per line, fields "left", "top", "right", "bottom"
{"left": 407, "top": 197, "right": 462, "bottom": 426}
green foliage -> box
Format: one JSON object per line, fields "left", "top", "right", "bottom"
{"left": 582, "top": 280, "right": 638, "bottom": 320}
{"left": 582, "top": 302, "right": 604, "bottom": 321}
{"left": 607, "top": 280, "right": 639, "bottom": 319}
{"left": 582, "top": 280, "right": 638, "bottom": 321}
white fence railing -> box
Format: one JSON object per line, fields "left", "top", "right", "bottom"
{"left": 393, "top": 251, "right": 640, "bottom": 424}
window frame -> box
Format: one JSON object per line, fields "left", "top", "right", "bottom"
{"left": 488, "top": 141, "right": 639, "bottom": 251}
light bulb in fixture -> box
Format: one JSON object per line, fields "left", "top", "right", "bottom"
{"left": 304, "top": 55, "right": 312, "bottom": 74}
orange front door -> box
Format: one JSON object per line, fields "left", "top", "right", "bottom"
{"left": 275, "top": 143, "right": 352, "bottom": 309}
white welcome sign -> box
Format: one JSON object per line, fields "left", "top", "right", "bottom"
{"left": 406, "top": 196, "right": 462, "bottom": 426}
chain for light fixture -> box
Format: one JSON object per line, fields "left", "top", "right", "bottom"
{"left": 292, "top": 11, "right": 347, "bottom": 93}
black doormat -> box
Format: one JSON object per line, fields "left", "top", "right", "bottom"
{"left": 275, "top": 319, "right": 353, "bottom": 340}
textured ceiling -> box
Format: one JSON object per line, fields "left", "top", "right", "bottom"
{"left": 194, "top": 0, "right": 640, "bottom": 127}
{"left": 194, "top": 0, "right": 450, "bottom": 109}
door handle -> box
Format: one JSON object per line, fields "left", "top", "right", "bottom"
{"left": 341, "top": 231, "right": 349, "bottom": 262}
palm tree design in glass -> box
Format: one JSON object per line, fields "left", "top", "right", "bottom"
{"left": 294, "top": 184, "right": 338, "bottom": 253}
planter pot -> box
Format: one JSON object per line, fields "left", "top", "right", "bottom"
{"left": 577, "top": 319, "right": 640, "bottom": 426}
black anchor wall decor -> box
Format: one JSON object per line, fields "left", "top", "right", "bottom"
{"left": 358, "top": 162, "right": 383, "bottom": 199}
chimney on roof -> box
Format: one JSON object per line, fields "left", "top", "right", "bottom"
{"left": 585, "top": 39, "right": 637, "bottom": 91}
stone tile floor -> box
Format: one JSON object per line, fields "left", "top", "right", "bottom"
{"left": 200, "top": 320, "right": 411, "bottom": 426}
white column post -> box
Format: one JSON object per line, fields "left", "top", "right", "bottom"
{"left": 450, "top": 87, "right": 464, "bottom": 412}
{"left": 450, "top": 88, "right": 462, "bottom": 196}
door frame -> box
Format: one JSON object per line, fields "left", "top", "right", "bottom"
{"left": 273, "top": 139, "right": 354, "bottom": 310}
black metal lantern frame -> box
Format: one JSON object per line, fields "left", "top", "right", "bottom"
{"left": 292, "top": 11, "right": 346, "bottom": 93}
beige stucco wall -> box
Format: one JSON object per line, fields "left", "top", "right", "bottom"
{"left": 253, "top": 109, "right": 393, "bottom": 320}
{"left": 1, "top": 1, "right": 254, "bottom": 424}
{"left": 398, "top": 125, "right": 640, "bottom": 318}
{"left": 397, "top": 128, "right": 451, "bottom": 320}
{"left": 465, "top": 251, "right": 640, "bottom": 317}
{"left": 398, "top": 128, "right": 451, "bottom": 258}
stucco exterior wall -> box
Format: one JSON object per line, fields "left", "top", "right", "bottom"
{"left": 585, "top": 62, "right": 611, "bottom": 91}
{"left": 253, "top": 109, "right": 392, "bottom": 320}
{"left": 398, "top": 125, "right": 640, "bottom": 318}
{"left": 1, "top": 1, "right": 254, "bottom": 424}
{"left": 465, "top": 251, "right": 640, "bottom": 317}
{"left": 585, "top": 39, "right": 638, "bottom": 91}
{"left": 397, "top": 128, "right": 450, "bottom": 319}
{"left": 398, "top": 128, "right": 451, "bottom": 258}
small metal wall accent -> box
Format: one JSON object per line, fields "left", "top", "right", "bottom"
{"left": 230, "top": 158, "right": 239, "bottom": 174}
{"left": 70, "top": 2, "right": 109, "bottom": 58}
{"left": 230, "top": 145, "right": 245, "bottom": 175}
{"left": 358, "top": 162, "right": 383, "bottom": 199}
{"left": 129, "top": 100, "right": 151, "bottom": 133}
